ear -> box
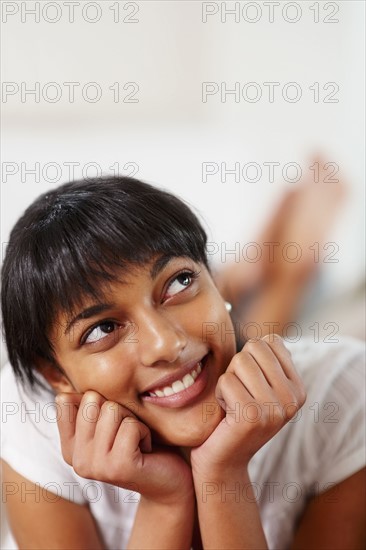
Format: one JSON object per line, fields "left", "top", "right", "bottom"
{"left": 35, "top": 359, "right": 77, "bottom": 393}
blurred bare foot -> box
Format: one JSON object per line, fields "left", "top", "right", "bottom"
{"left": 215, "top": 157, "right": 346, "bottom": 311}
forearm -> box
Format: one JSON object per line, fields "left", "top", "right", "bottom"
{"left": 127, "top": 495, "right": 194, "bottom": 550}
{"left": 193, "top": 466, "right": 268, "bottom": 550}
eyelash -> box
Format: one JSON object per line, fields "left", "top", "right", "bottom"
{"left": 81, "top": 269, "right": 200, "bottom": 346}
{"left": 164, "top": 269, "right": 200, "bottom": 300}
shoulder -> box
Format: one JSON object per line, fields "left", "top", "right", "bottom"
{"left": 285, "top": 336, "right": 365, "bottom": 487}
{"left": 285, "top": 334, "right": 364, "bottom": 372}
{"left": 1, "top": 458, "right": 105, "bottom": 550}
{"left": 1, "top": 363, "right": 88, "bottom": 504}
{"left": 1, "top": 364, "right": 139, "bottom": 548}
{"left": 1, "top": 361, "right": 58, "bottom": 441}
{"left": 250, "top": 335, "right": 365, "bottom": 487}
{"left": 285, "top": 335, "right": 364, "bottom": 401}
{"left": 248, "top": 336, "right": 365, "bottom": 548}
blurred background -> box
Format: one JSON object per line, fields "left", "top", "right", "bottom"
{"left": 1, "top": 0, "right": 365, "bottom": 362}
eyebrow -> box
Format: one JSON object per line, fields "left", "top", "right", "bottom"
{"left": 64, "top": 255, "right": 181, "bottom": 335}
{"left": 65, "top": 303, "right": 114, "bottom": 335}
{"left": 150, "top": 254, "right": 176, "bottom": 279}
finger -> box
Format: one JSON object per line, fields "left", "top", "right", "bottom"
{"left": 56, "top": 393, "right": 83, "bottom": 433}
{"left": 261, "top": 335, "right": 307, "bottom": 407}
{"left": 94, "top": 401, "right": 139, "bottom": 452}
{"left": 226, "top": 339, "right": 303, "bottom": 412}
{"left": 215, "top": 371, "right": 256, "bottom": 413}
{"left": 112, "top": 417, "right": 152, "bottom": 457}
{"left": 226, "top": 351, "right": 273, "bottom": 399}
{"left": 241, "top": 338, "right": 289, "bottom": 389}
{"left": 75, "top": 391, "right": 106, "bottom": 443}
{"left": 261, "top": 334, "right": 302, "bottom": 382}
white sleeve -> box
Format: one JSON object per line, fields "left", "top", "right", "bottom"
{"left": 1, "top": 363, "right": 88, "bottom": 505}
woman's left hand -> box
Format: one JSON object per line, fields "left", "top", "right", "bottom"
{"left": 191, "top": 335, "right": 307, "bottom": 478}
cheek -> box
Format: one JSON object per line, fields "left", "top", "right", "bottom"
{"left": 183, "top": 292, "right": 234, "bottom": 343}
{"left": 61, "top": 350, "right": 137, "bottom": 400}
{"left": 200, "top": 300, "right": 237, "bottom": 358}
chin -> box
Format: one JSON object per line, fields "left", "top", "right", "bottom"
{"left": 152, "top": 409, "right": 224, "bottom": 448}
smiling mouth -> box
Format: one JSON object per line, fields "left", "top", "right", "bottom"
{"left": 147, "top": 362, "right": 202, "bottom": 397}
{"left": 141, "top": 354, "right": 209, "bottom": 399}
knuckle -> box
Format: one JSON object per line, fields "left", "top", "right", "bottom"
{"left": 282, "top": 400, "right": 300, "bottom": 420}
{"left": 229, "top": 351, "right": 253, "bottom": 372}
{"left": 282, "top": 389, "right": 297, "bottom": 405}
{"left": 290, "top": 379, "right": 307, "bottom": 407}
{"left": 82, "top": 390, "right": 104, "bottom": 406}
{"left": 262, "top": 333, "right": 279, "bottom": 343}
{"left": 263, "top": 406, "right": 283, "bottom": 425}
{"left": 100, "top": 400, "right": 119, "bottom": 418}
{"left": 121, "top": 414, "right": 137, "bottom": 424}
{"left": 243, "top": 340, "right": 260, "bottom": 355}
{"left": 270, "top": 333, "right": 283, "bottom": 343}
{"left": 283, "top": 343, "right": 292, "bottom": 356}
{"left": 273, "top": 408, "right": 285, "bottom": 424}
{"left": 100, "top": 400, "right": 111, "bottom": 412}
{"left": 217, "top": 371, "right": 236, "bottom": 391}
{"left": 297, "top": 386, "right": 307, "bottom": 407}
{"left": 72, "top": 455, "right": 90, "bottom": 478}
{"left": 228, "top": 354, "right": 243, "bottom": 369}
{"left": 60, "top": 447, "right": 73, "bottom": 466}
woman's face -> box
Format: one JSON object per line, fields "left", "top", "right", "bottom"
{"left": 48, "top": 255, "right": 237, "bottom": 447}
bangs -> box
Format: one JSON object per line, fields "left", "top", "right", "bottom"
{"left": 28, "top": 180, "right": 208, "bottom": 316}
{"left": 2, "top": 177, "right": 209, "bottom": 389}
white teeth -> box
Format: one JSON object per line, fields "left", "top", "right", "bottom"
{"left": 172, "top": 380, "right": 185, "bottom": 393}
{"left": 182, "top": 373, "right": 195, "bottom": 388}
{"left": 148, "top": 359, "right": 204, "bottom": 397}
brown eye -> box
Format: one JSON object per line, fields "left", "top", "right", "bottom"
{"left": 84, "top": 321, "right": 117, "bottom": 344}
{"left": 165, "top": 270, "right": 200, "bottom": 299}
{"left": 177, "top": 273, "right": 191, "bottom": 286}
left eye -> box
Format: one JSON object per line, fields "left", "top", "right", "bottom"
{"left": 165, "top": 271, "right": 196, "bottom": 299}
{"left": 84, "top": 321, "right": 117, "bottom": 344}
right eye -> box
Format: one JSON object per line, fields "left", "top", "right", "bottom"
{"left": 84, "top": 321, "right": 118, "bottom": 344}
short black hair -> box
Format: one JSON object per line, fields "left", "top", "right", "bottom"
{"left": 1, "top": 176, "right": 209, "bottom": 390}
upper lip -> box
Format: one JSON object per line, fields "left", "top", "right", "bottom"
{"left": 140, "top": 353, "right": 209, "bottom": 395}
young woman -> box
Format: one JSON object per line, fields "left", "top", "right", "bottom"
{"left": 1, "top": 177, "right": 365, "bottom": 549}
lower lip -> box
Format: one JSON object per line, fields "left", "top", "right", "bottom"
{"left": 140, "top": 355, "right": 210, "bottom": 409}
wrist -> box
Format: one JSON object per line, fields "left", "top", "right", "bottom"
{"left": 193, "top": 465, "right": 253, "bottom": 508}
{"left": 140, "top": 487, "right": 195, "bottom": 509}
{"left": 128, "top": 493, "right": 195, "bottom": 550}
{"left": 192, "top": 461, "right": 250, "bottom": 485}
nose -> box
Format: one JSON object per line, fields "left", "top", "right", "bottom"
{"left": 137, "top": 309, "right": 187, "bottom": 367}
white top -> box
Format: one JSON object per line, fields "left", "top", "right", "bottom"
{"left": 1, "top": 336, "right": 365, "bottom": 550}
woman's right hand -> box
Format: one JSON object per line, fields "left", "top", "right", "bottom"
{"left": 55, "top": 391, "right": 194, "bottom": 506}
